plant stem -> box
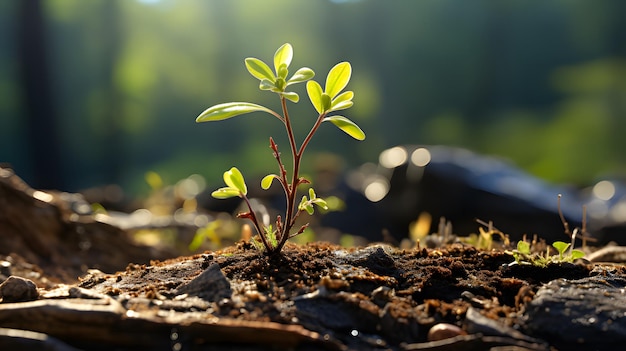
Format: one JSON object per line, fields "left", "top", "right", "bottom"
{"left": 272, "top": 96, "right": 299, "bottom": 253}
{"left": 241, "top": 194, "right": 271, "bottom": 252}
{"left": 269, "top": 138, "right": 289, "bottom": 200}
{"left": 269, "top": 97, "right": 327, "bottom": 255}
{"left": 297, "top": 113, "right": 326, "bottom": 158}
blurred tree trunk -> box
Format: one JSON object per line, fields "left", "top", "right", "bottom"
{"left": 17, "top": 0, "right": 64, "bottom": 190}
{"left": 98, "top": 0, "right": 124, "bottom": 186}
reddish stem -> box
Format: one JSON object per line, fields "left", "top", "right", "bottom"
{"left": 240, "top": 194, "right": 271, "bottom": 252}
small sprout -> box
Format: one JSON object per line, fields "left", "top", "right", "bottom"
{"left": 264, "top": 224, "right": 279, "bottom": 248}
{"left": 211, "top": 167, "right": 247, "bottom": 199}
{"left": 552, "top": 241, "right": 570, "bottom": 261}
{"left": 189, "top": 220, "right": 223, "bottom": 251}
{"left": 510, "top": 240, "right": 532, "bottom": 265}
{"left": 507, "top": 239, "right": 585, "bottom": 267}
{"left": 517, "top": 240, "right": 531, "bottom": 255}
{"left": 298, "top": 188, "right": 329, "bottom": 215}
{"left": 196, "top": 44, "right": 364, "bottom": 255}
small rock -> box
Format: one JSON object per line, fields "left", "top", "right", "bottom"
{"left": 174, "top": 263, "right": 231, "bottom": 302}
{"left": 427, "top": 323, "right": 466, "bottom": 341}
{"left": 0, "top": 276, "right": 39, "bottom": 302}
{"left": 466, "top": 307, "right": 539, "bottom": 342}
{"left": 522, "top": 275, "right": 626, "bottom": 351}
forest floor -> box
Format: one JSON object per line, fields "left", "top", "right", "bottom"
{"left": 1, "top": 167, "right": 626, "bottom": 350}
{"left": 2, "top": 239, "right": 626, "bottom": 351}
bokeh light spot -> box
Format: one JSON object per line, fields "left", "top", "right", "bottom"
{"left": 592, "top": 180, "right": 615, "bottom": 201}
{"left": 411, "top": 148, "right": 431, "bottom": 167}
{"left": 379, "top": 146, "right": 407, "bottom": 168}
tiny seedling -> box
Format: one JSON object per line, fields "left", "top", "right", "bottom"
{"left": 195, "top": 43, "right": 365, "bottom": 255}
{"left": 508, "top": 194, "right": 588, "bottom": 266}
{"left": 462, "top": 219, "right": 510, "bottom": 250}
{"left": 551, "top": 241, "right": 585, "bottom": 262}
{"left": 508, "top": 240, "right": 585, "bottom": 267}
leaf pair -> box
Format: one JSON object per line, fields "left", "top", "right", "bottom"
{"left": 298, "top": 188, "right": 328, "bottom": 215}
{"left": 306, "top": 62, "right": 353, "bottom": 114}
{"left": 552, "top": 241, "right": 585, "bottom": 261}
{"left": 211, "top": 167, "right": 247, "bottom": 199}
{"left": 306, "top": 62, "right": 364, "bottom": 141}
{"left": 245, "top": 43, "right": 314, "bottom": 102}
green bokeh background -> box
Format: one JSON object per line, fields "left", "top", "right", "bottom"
{"left": 1, "top": 0, "right": 625, "bottom": 195}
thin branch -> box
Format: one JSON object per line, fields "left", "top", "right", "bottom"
{"left": 269, "top": 137, "right": 289, "bottom": 197}
{"left": 239, "top": 194, "right": 272, "bottom": 252}
{"left": 557, "top": 194, "right": 571, "bottom": 238}
{"left": 297, "top": 113, "right": 326, "bottom": 158}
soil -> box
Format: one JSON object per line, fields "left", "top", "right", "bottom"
{"left": 2, "top": 166, "right": 626, "bottom": 351}
{"left": 3, "top": 239, "right": 625, "bottom": 351}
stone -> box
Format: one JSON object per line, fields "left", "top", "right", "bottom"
{"left": 0, "top": 276, "right": 39, "bottom": 302}
{"left": 174, "top": 263, "right": 231, "bottom": 302}
{"left": 522, "top": 274, "right": 626, "bottom": 351}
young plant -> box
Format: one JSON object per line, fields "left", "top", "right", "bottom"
{"left": 507, "top": 239, "right": 585, "bottom": 267}
{"left": 195, "top": 43, "right": 365, "bottom": 255}
{"left": 551, "top": 241, "right": 585, "bottom": 263}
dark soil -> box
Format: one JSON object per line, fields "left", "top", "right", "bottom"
{"left": 2, "top": 166, "right": 626, "bottom": 351}
{"left": 5, "top": 239, "right": 625, "bottom": 351}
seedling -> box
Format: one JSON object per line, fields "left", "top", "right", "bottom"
{"left": 508, "top": 239, "right": 585, "bottom": 267}
{"left": 463, "top": 219, "right": 510, "bottom": 250}
{"left": 551, "top": 240, "right": 585, "bottom": 262}
{"left": 196, "top": 44, "right": 365, "bottom": 255}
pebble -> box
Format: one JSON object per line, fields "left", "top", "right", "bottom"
{"left": 0, "top": 276, "right": 39, "bottom": 302}
{"left": 427, "top": 323, "right": 466, "bottom": 341}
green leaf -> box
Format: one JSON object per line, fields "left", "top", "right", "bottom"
{"left": 259, "top": 79, "right": 275, "bottom": 90}
{"left": 323, "top": 116, "right": 366, "bottom": 140}
{"left": 308, "top": 188, "right": 316, "bottom": 200}
{"left": 211, "top": 187, "right": 241, "bottom": 199}
{"left": 329, "top": 100, "right": 353, "bottom": 112}
{"left": 321, "top": 93, "right": 331, "bottom": 112}
{"left": 313, "top": 198, "right": 328, "bottom": 210}
{"left": 306, "top": 80, "right": 324, "bottom": 114}
{"left": 331, "top": 91, "right": 353, "bottom": 104}
{"left": 264, "top": 224, "right": 278, "bottom": 248}
{"left": 287, "top": 67, "right": 315, "bottom": 86}
{"left": 298, "top": 196, "right": 314, "bottom": 215}
{"left": 274, "top": 43, "right": 293, "bottom": 76}
{"left": 330, "top": 91, "right": 354, "bottom": 112}
{"left": 274, "top": 77, "right": 286, "bottom": 91}
{"left": 245, "top": 58, "right": 276, "bottom": 82}
{"left": 571, "top": 249, "right": 585, "bottom": 260}
{"left": 517, "top": 240, "right": 531, "bottom": 255}
{"left": 261, "top": 174, "right": 278, "bottom": 190}
{"left": 196, "top": 102, "right": 274, "bottom": 122}
{"left": 282, "top": 91, "right": 299, "bottom": 103}
{"left": 277, "top": 64, "right": 289, "bottom": 80}
{"left": 552, "top": 241, "right": 569, "bottom": 255}
{"left": 250, "top": 236, "right": 265, "bottom": 252}
{"left": 223, "top": 167, "right": 247, "bottom": 195}
{"left": 325, "top": 62, "right": 351, "bottom": 99}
